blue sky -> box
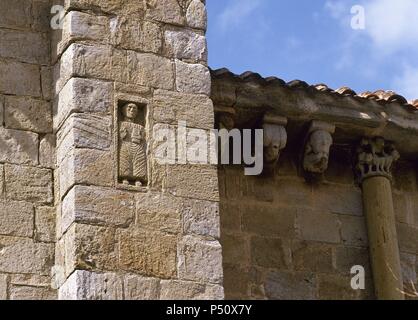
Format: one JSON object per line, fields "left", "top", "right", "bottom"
{"left": 206, "top": 0, "right": 418, "bottom": 101}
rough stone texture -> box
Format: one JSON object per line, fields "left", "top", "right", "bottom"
{"left": 35, "top": 206, "right": 56, "bottom": 243}
{"left": 186, "top": 0, "right": 207, "bottom": 30}
{"left": 264, "top": 271, "right": 317, "bottom": 300}
{"left": 0, "top": 0, "right": 31, "bottom": 30}
{"left": 4, "top": 165, "right": 53, "bottom": 204}
{"left": 5, "top": 96, "right": 52, "bottom": 133}
{"left": 59, "top": 270, "right": 123, "bottom": 300}
{"left": 160, "top": 280, "right": 224, "bottom": 300}
{"left": 39, "top": 134, "right": 56, "bottom": 169}
{"left": 0, "top": 127, "right": 39, "bottom": 165}
{"left": 178, "top": 236, "right": 223, "bottom": 284}
{"left": 0, "top": 201, "right": 34, "bottom": 238}
{"left": 297, "top": 210, "right": 341, "bottom": 244}
{"left": 0, "top": 274, "right": 8, "bottom": 300}
{"left": 62, "top": 186, "right": 134, "bottom": 232}
{"left": 0, "top": 60, "right": 41, "bottom": 97}
{"left": 175, "top": 60, "right": 211, "bottom": 95}
{"left": 164, "top": 30, "right": 207, "bottom": 62}
{"left": 124, "top": 274, "right": 159, "bottom": 300}
{"left": 10, "top": 285, "right": 57, "bottom": 300}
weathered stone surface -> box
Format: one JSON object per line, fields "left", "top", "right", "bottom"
{"left": 11, "top": 274, "right": 51, "bottom": 287}
{"left": 242, "top": 205, "right": 296, "bottom": 238}
{"left": 251, "top": 237, "right": 290, "bottom": 269}
{"left": 123, "top": 274, "right": 159, "bottom": 300}
{"left": 0, "top": 236, "right": 54, "bottom": 275}
{"left": 183, "top": 199, "right": 220, "bottom": 239}
{"left": 0, "top": 60, "right": 40, "bottom": 97}
{"left": 0, "top": 274, "right": 8, "bottom": 300}
{"left": 292, "top": 241, "right": 334, "bottom": 273}
{"left": 0, "top": 201, "right": 34, "bottom": 237}
{"left": 65, "top": 0, "right": 146, "bottom": 15}
{"left": 178, "top": 236, "right": 223, "bottom": 284}
{"left": 265, "top": 271, "right": 317, "bottom": 300}
{"left": 0, "top": 128, "right": 38, "bottom": 165}
{"left": 340, "top": 215, "right": 368, "bottom": 247}
{"left": 127, "top": 51, "right": 174, "bottom": 90}
{"left": 0, "top": 95, "right": 4, "bottom": 125}
{"left": 59, "top": 270, "right": 123, "bottom": 300}
{"left": 297, "top": 210, "right": 341, "bottom": 244}
{"left": 219, "top": 202, "right": 241, "bottom": 232}
{"left": 119, "top": 228, "right": 177, "bottom": 279}
{"left": 5, "top": 96, "right": 52, "bottom": 133}
{"left": 160, "top": 280, "right": 224, "bottom": 300}
{"left": 35, "top": 206, "right": 56, "bottom": 243}
{"left": 135, "top": 192, "right": 182, "bottom": 234}
{"left": 65, "top": 224, "right": 119, "bottom": 273}
{"left": 165, "top": 164, "right": 219, "bottom": 201}
{"left": 164, "top": 30, "right": 207, "bottom": 62}
{"left": 222, "top": 264, "right": 250, "bottom": 299}
{"left": 59, "top": 149, "right": 113, "bottom": 198}
{"left": 152, "top": 90, "right": 214, "bottom": 129}
{"left": 0, "top": 164, "right": 3, "bottom": 198}
{"left": 55, "top": 78, "right": 113, "bottom": 130}
{"left": 315, "top": 184, "right": 363, "bottom": 216}
{"left": 145, "top": 0, "right": 184, "bottom": 26}
{"left": 32, "top": 0, "right": 52, "bottom": 32}
{"left": 10, "top": 285, "right": 57, "bottom": 300}
{"left": 397, "top": 223, "right": 418, "bottom": 254}
{"left": 62, "top": 186, "right": 134, "bottom": 233}
{"left": 317, "top": 274, "right": 373, "bottom": 300}
{"left": 57, "top": 113, "right": 111, "bottom": 164}
{"left": 335, "top": 247, "right": 371, "bottom": 276}
{"left": 400, "top": 253, "right": 417, "bottom": 285}
{"left": 175, "top": 60, "right": 211, "bottom": 95}
{"left": 39, "top": 134, "right": 56, "bottom": 169}
{"left": 41, "top": 66, "right": 53, "bottom": 100}
{"left": 0, "top": 29, "right": 49, "bottom": 64}
{"left": 221, "top": 234, "right": 249, "bottom": 266}
{"left": 0, "top": 0, "right": 31, "bottom": 29}
{"left": 186, "top": 0, "right": 207, "bottom": 30}
{"left": 4, "top": 165, "right": 53, "bottom": 204}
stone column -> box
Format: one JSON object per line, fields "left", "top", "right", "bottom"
{"left": 356, "top": 137, "right": 404, "bottom": 300}
{"left": 52, "top": 0, "right": 223, "bottom": 300}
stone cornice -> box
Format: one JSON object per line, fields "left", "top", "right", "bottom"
{"left": 211, "top": 68, "right": 418, "bottom": 159}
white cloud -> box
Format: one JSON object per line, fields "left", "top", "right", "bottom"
{"left": 363, "top": 0, "right": 418, "bottom": 53}
{"left": 393, "top": 66, "right": 418, "bottom": 100}
{"left": 217, "top": 0, "right": 262, "bottom": 31}
{"left": 324, "top": 0, "right": 348, "bottom": 19}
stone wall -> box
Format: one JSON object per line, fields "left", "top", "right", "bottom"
{"left": 50, "top": 0, "right": 224, "bottom": 300}
{"left": 219, "top": 147, "right": 418, "bottom": 300}
{"left": 0, "top": 0, "right": 56, "bottom": 300}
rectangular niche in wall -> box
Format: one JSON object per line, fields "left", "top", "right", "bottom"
{"left": 115, "top": 96, "right": 149, "bottom": 190}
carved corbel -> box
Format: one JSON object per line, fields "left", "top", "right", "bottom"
{"left": 355, "top": 137, "right": 400, "bottom": 183}
{"left": 302, "top": 121, "right": 335, "bottom": 182}
{"left": 263, "top": 114, "right": 288, "bottom": 174}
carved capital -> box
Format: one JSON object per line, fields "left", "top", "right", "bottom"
{"left": 263, "top": 115, "right": 287, "bottom": 173}
{"left": 355, "top": 137, "right": 400, "bottom": 183}
{"left": 303, "top": 121, "right": 335, "bottom": 180}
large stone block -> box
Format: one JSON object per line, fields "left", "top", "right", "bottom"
{"left": 5, "top": 165, "right": 53, "bottom": 204}
{"left": 292, "top": 241, "right": 334, "bottom": 273}
{"left": 164, "top": 30, "right": 207, "bottom": 62}
{"left": 186, "top": 0, "right": 207, "bottom": 30}
{"left": 183, "top": 199, "right": 220, "bottom": 239}
{"left": 242, "top": 205, "right": 296, "bottom": 238}
{"left": 0, "top": 0, "right": 31, "bottom": 29}
{"left": 178, "top": 236, "right": 223, "bottom": 284}
{"left": 0, "top": 236, "right": 54, "bottom": 275}
{"left": 32, "top": 0, "right": 52, "bottom": 32}
{"left": 10, "top": 274, "right": 51, "bottom": 287}
{"left": 315, "top": 184, "right": 363, "bottom": 216}
{"left": 297, "top": 210, "right": 341, "bottom": 244}
{"left": 55, "top": 78, "right": 113, "bottom": 130}
{"left": 35, "top": 206, "right": 56, "bottom": 243}
{"left": 0, "top": 60, "right": 41, "bottom": 97}
{"left": 39, "top": 134, "right": 56, "bottom": 169}
{"left": 175, "top": 60, "right": 211, "bottom": 95}
{"left": 165, "top": 164, "right": 219, "bottom": 201}
{"left": 5, "top": 96, "right": 52, "bottom": 133}
{"left": 222, "top": 264, "right": 250, "bottom": 299}
{"left": 123, "top": 274, "right": 159, "bottom": 300}
{"left": 10, "top": 286, "right": 57, "bottom": 300}
{"left": 0, "top": 201, "right": 34, "bottom": 238}
{"left": 62, "top": 186, "right": 134, "bottom": 233}
{"left": 250, "top": 237, "right": 290, "bottom": 270}
{"left": 64, "top": 0, "right": 146, "bottom": 15}
{"left": 152, "top": 89, "right": 214, "bottom": 129}
{"left": 59, "top": 148, "right": 113, "bottom": 198}
{"left": 0, "top": 274, "right": 7, "bottom": 300}
{"left": 59, "top": 270, "right": 123, "bottom": 300}
{"left": 318, "top": 274, "right": 374, "bottom": 300}
{"left": 57, "top": 113, "right": 111, "bottom": 164}
{"left": 0, "top": 29, "right": 49, "bottom": 64}
{"left": 264, "top": 271, "right": 317, "bottom": 300}
{"left": 160, "top": 280, "right": 224, "bottom": 300}
{"left": 119, "top": 228, "right": 177, "bottom": 279}
{"left": 340, "top": 215, "right": 368, "bottom": 247}
{"left": 0, "top": 128, "right": 38, "bottom": 165}
{"left": 335, "top": 247, "right": 371, "bottom": 276}
{"left": 135, "top": 192, "right": 182, "bottom": 234}
{"left": 145, "top": 0, "right": 184, "bottom": 26}
{"left": 127, "top": 51, "right": 174, "bottom": 90}
{"left": 221, "top": 234, "right": 249, "bottom": 266}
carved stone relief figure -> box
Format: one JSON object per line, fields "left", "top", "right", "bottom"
{"left": 356, "top": 137, "right": 399, "bottom": 182}
{"left": 118, "top": 102, "right": 147, "bottom": 186}
{"left": 263, "top": 115, "right": 288, "bottom": 174}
